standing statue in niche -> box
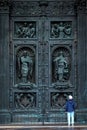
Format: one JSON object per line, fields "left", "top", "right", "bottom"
{"left": 54, "top": 51, "right": 68, "bottom": 81}
{"left": 18, "top": 50, "right": 33, "bottom": 83}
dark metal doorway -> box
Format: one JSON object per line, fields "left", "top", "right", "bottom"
{"left": 9, "top": 0, "right": 77, "bottom": 124}
{"left": 1, "top": 0, "right": 87, "bottom": 125}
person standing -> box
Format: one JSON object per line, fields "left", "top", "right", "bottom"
{"left": 65, "top": 95, "right": 76, "bottom": 126}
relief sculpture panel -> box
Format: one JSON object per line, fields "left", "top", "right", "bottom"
{"left": 14, "top": 21, "right": 36, "bottom": 38}
{"left": 50, "top": 21, "right": 72, "bottom": 39}
{"left": 14, "top": 92, "right": 36, "bottom": 109}
{"left": 51, "top": 92, "right": 73, "bottom": 109}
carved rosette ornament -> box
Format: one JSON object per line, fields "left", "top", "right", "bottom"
{"left": 75, "top": 0, "right": 86, "bottom": 13}
{"left": 39, "top": 1, "right": 48, "bottom": 16}
{"left": 0, "top": 0, "right": 10, "bottom": 12}
{"left": 0, "top": 0, "right": 10, "bottom": 7}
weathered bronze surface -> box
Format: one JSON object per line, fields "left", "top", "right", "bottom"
{"left": 0, "top": 0, "right": 87, "bottom": 124}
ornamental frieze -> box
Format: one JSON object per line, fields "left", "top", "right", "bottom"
{"left": 10, "top": 1, "right": 75, "bottom": 16}
{"left": 0, "top": 0, "right": 86, "bottom": 15}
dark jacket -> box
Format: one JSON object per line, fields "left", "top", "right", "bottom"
{"left": 65, "top": 99, "right": 76, "bottom": 112}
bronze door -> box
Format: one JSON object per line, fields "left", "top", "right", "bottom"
{"left": 9, "top": 1, "right": 77, "bottom": 124}
{"left": 10, "top": 17, "right": 76, "bottom": 124}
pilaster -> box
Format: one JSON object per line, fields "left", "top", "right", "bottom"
{"left": 0, "top": 0, "right": 10, "bottom": 123}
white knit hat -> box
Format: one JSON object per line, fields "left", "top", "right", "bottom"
{"left": 69, "top": 95, "right": 73, "bottom": 99}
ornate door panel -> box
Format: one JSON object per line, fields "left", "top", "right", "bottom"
{"left": 9, "top": 1, "right": 77, "bottom": 123}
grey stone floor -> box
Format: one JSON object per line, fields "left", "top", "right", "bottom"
{"left": 0, "top": 125, "right": 87, "bottom": 130}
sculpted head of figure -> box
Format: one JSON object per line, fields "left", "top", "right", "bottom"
{"left": 23, "top": 50, "right": 28, "bottom": 57}
{"left": 59, "top": 51, "right": 63, "bottom": 56}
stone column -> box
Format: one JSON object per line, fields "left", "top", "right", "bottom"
{"left": 0, "top": 1, "right": 10, "bottom": 123}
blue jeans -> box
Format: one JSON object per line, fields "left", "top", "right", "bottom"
{"left": 67, "top": 112, "right": 74, "bottom": 126}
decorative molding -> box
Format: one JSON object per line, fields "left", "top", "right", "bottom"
{"left": 46, "top": 1, "right": 75, "bottom": 16}
{"left": 52, "top": 81, "right": 73, "bottom": 89}
{"left": 11, "top": 1, "right": 41, "bottom": 16}
{"left": 10, "top": 1, "right": 75, "bottom": 16}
